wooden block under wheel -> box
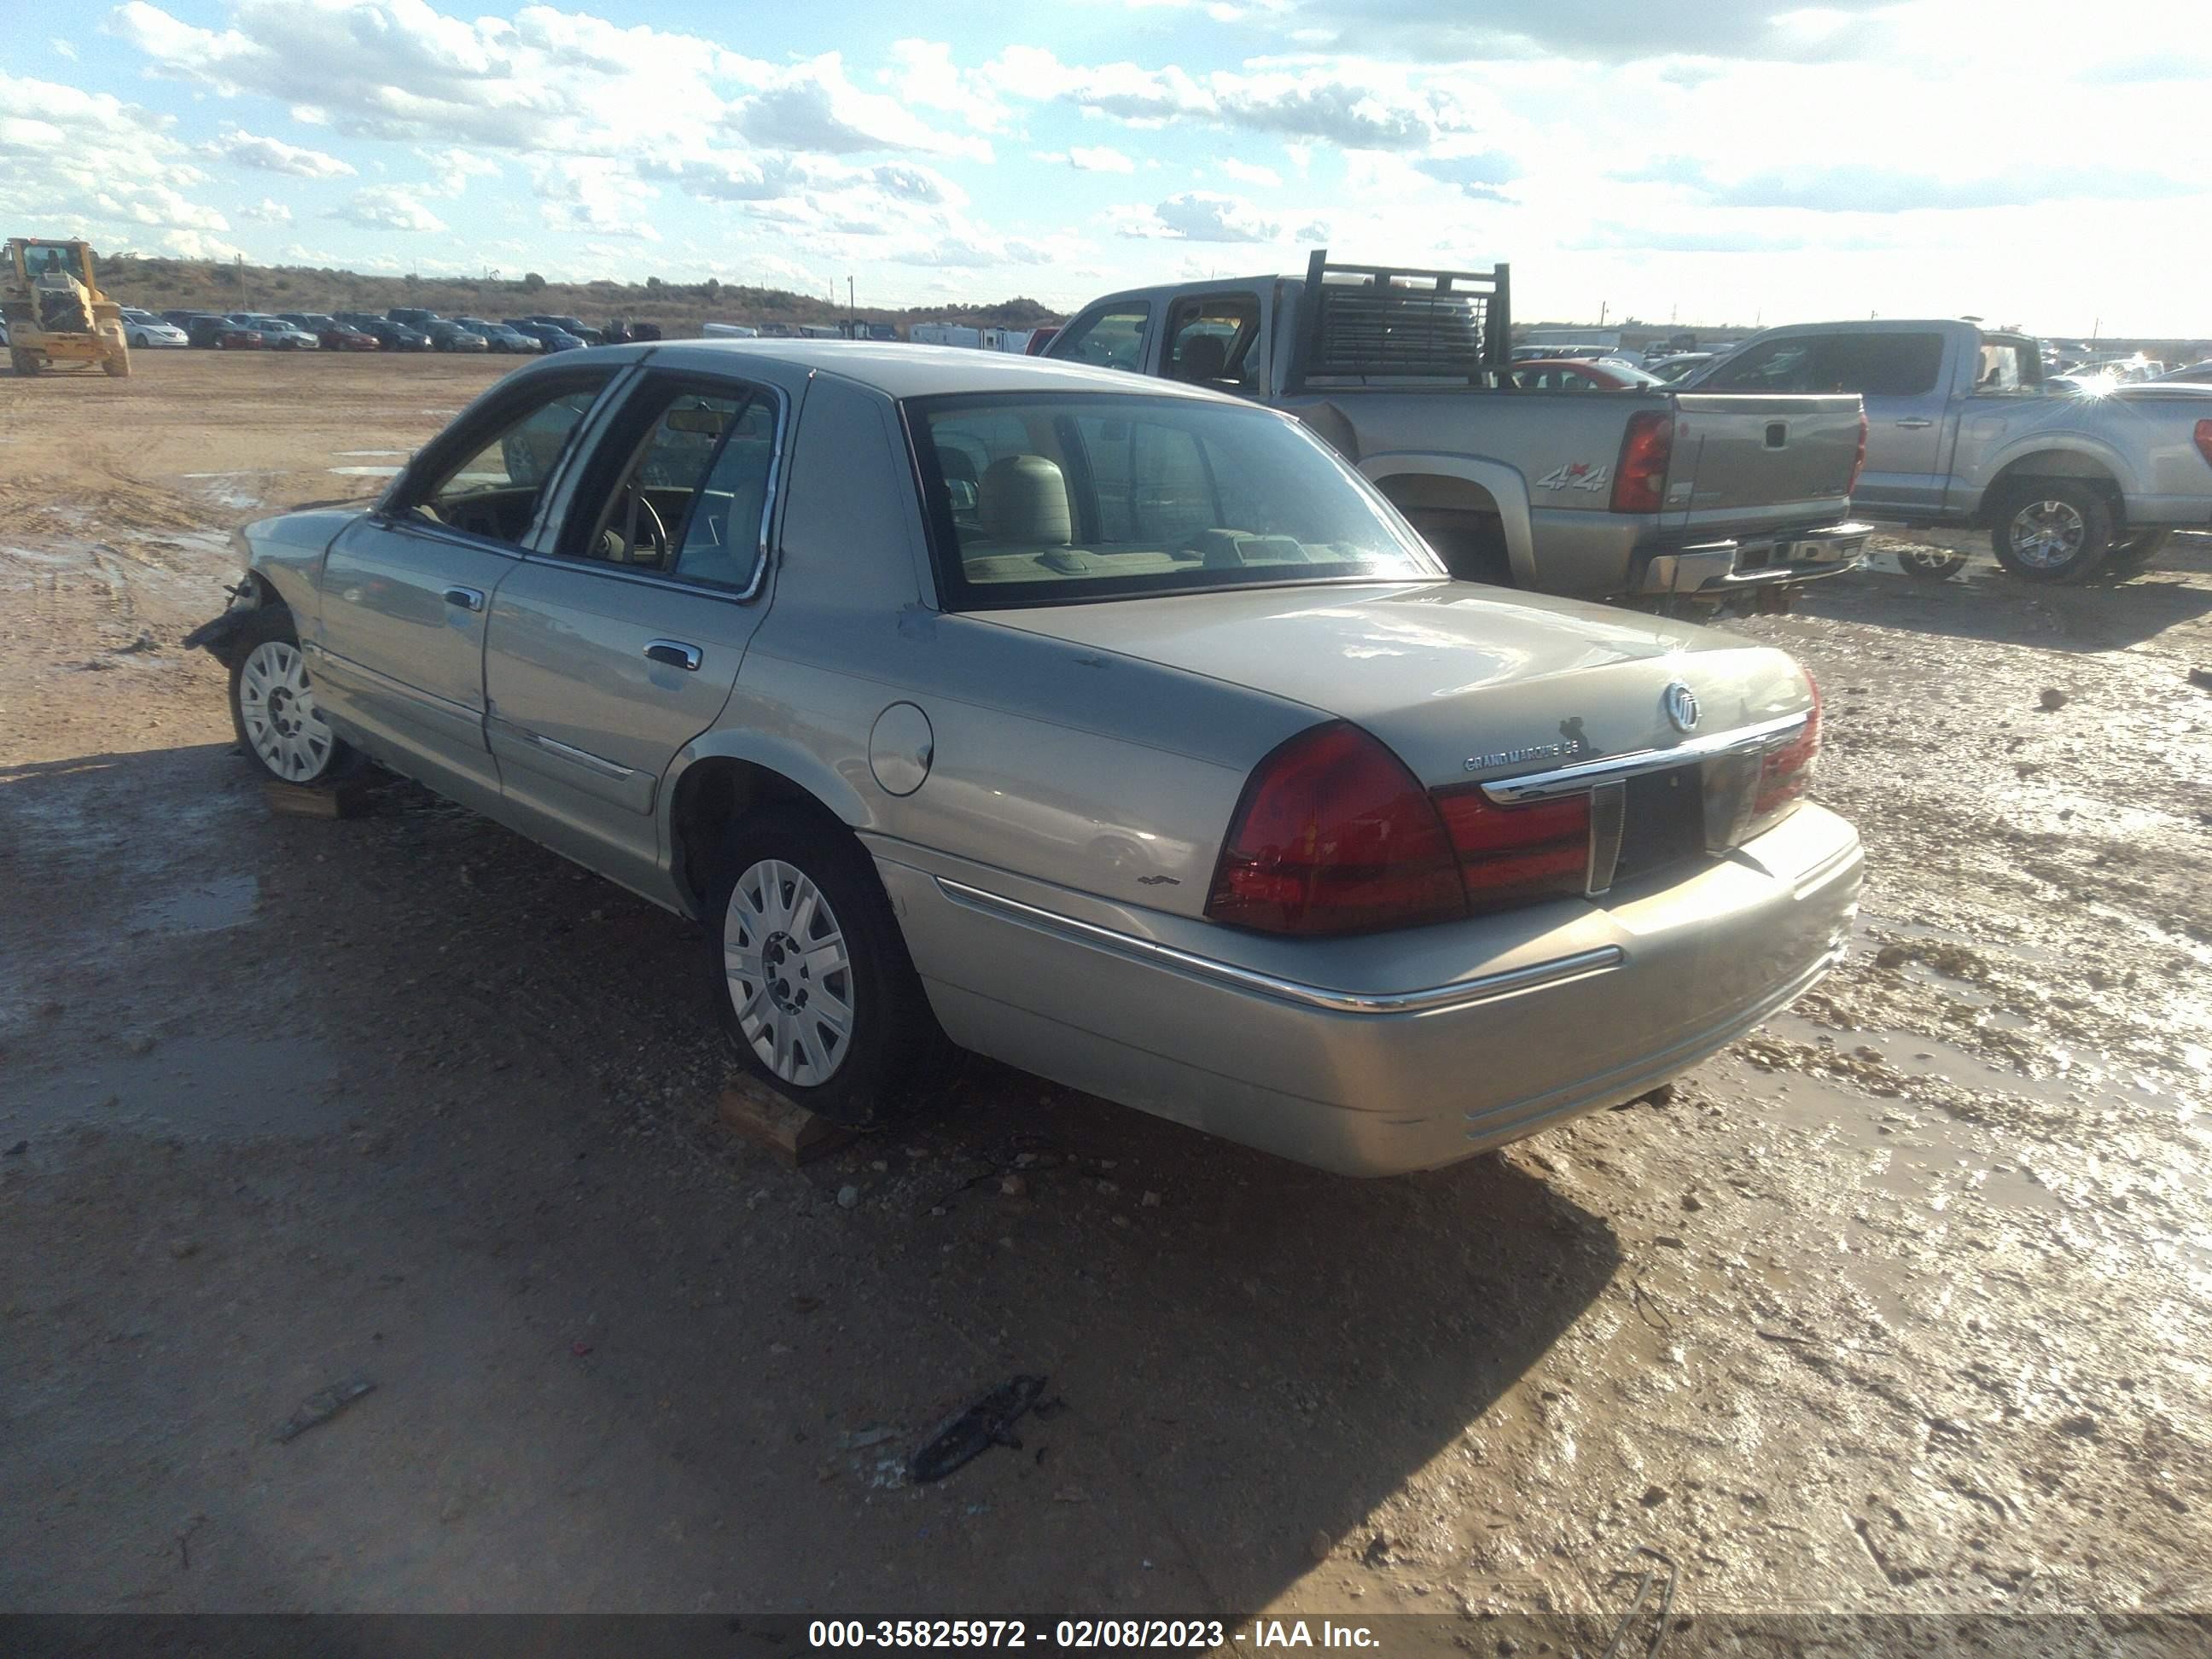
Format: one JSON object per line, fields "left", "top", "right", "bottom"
{"left": 718, "top": 1076, "right": 856, "bottom": 1165}
{"left": 262, "top": 778, "right": 370, "bottom": 819}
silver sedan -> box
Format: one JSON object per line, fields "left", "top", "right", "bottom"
{"left": 188, "top": 341, "right": 1862, "bottom": 1175}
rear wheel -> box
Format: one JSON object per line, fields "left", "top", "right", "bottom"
{"left": 228, "top": 608, "right": 352, "bottom": 784}
{"left": 1991, "top": 481, "right": 2114, "bottom": 583}
{"left": 705, "top": 805, "right": 953, "bottom": 1128}
{"left": 9, "top": 349, "right": 39, "bottom": 377}
{"left": 1427, "top": 523, "right": 1513, "bottom": 586}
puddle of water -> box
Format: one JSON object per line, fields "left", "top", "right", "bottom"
{"left": 1865, "top": 916, "right": 2056, "bottom": 967}
{"left": 333, "top": 449, "right": 409, "bottom": 457}
{"left": 328, "top": 465, "right": 403, "bottom": 478}
{"left": 130, "top": 871, "right": 259, "bottom": 936}
{"left": 181, "top": 473, "right": 269, "bottom": 512}
{"left": 1, "top": 1030, "right": 354, "bottom": 1143}
{"left": 1730, "top": 1056, "right": 2065, "bottom": 1218}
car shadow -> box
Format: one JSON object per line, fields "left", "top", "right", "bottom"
{"left": 2, "top": 737, "right": 1623, "bottom": 1615}
{"left": 1829, "top": 533, "right": 2212, "bottom": 652}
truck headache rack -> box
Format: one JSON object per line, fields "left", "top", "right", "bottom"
{"left": 1289, "top": 249, "right": 1511, "bottom": 389}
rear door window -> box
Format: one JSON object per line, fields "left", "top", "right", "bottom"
{"left": 1705, "top": 332, "right": 1941, "bottom": 397}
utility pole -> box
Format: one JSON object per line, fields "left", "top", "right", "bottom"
{"left": 236, "top": 253, "right": 247, "bottom": 308}
{"left": 1599, "top": 300, "right": 1609, "bottom": 327}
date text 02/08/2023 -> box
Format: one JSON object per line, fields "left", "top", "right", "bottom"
{"left": 804, "top": 1621, "right": 1382, "bottom": 1650}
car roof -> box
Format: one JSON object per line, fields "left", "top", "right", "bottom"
{"left": 633, "top": 338, "right": 1227, "bottom": 400}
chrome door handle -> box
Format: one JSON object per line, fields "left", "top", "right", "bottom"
{"left": 643, "top": 639, "right": 701, "bottom": 671}
{"left": 1894, "top": 418, "right": 1933, "bottom": 429}
{"left": 443, "top": 585, "right": 485, "bottom": 612}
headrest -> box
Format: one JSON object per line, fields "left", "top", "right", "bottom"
{"left": 978, "top": 455, "right": 1072, "bottom": 545}
{"left": 1179, "top": 333, "right": 1229, "bottom": 381}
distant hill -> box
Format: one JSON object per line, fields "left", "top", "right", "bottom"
{"left": 91, "top": 253, "right": 1062, "bottom": 340}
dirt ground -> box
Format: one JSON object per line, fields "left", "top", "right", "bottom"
{"left": 4, "top": 352, "right": 2210, "bottom": 1637}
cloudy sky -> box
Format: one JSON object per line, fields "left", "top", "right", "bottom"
{"left": 7, "top": 0, "right": 2209, "bottom": 332}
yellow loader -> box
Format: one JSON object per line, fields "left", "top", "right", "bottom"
{"left": 4, "top": 237, "right": 130, "bottom": 378}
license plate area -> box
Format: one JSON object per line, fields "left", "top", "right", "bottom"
{"left": 1611, "top": 764, "right": 1707, "bottom": 886}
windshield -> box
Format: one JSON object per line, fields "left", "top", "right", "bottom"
{"left": 909, "top": 392, "right": 1439, "bottom": 608}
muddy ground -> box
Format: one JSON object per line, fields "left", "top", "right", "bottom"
{"left": 3, "top": 352, "right": 2209, "bottom": 1637}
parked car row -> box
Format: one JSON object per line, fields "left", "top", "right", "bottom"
{"left": 127, "top": 306, "right": 654, "bottom": 357}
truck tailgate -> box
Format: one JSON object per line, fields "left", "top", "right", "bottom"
{"left": 1668, "top": 393, "right": 1861, "bottom": 527}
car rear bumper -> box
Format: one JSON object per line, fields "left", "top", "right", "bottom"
{"left": 1634, "top": 521, "right": 1872, "bottom": 595}
{"left": 875, "top": 803, "right": 1864, "bottom": 1176}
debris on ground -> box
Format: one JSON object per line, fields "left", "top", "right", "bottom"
{"left": 272, "top": 1377, "right": 375, "bottom": 1444}
{"left": 2038, "top": 686, "right": 2069, "bottom": 711}
{"left": 2191, "top": 667, "right": 2212, "bottom": 691}
{"left": 908, "top": 1374, "right": 1051, "bottom": 1484}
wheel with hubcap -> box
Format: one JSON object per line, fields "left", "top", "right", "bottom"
{"left": 1990, "top": 481, "right": 2114, "bottom": 583}
{"left": 1898, "top": 545, "right": 1968, "bottom": 581}
{"left": 228, "top": 608, "right": 352, "bottom": 784}
{"left": 706, "top": 804, "right": 952, "bottom": 1127}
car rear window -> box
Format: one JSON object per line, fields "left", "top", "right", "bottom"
{"left": 907, "top": 392, "right": 1438, "bottom": 608}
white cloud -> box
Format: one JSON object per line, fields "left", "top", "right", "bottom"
{"left": 94, "top": 182, "right": 230, "bottom": 232}
{"left": 530, "top": 157, "right": 661, "bottom": 239}
{"left": 1115, "top": 191, "right": 1284, "bottom": 242}
{"left": 206, "top": 127, "right": 354, "bottom": 178}
{"left": 1069, "top": 146, "right": 1137, "bottom": 173}
{"left": 327, "top": 185, "right": 447, "bottom": 233}
{"left": 1218, "top": 157, "right": 1284, "bottom": 188}
{"left": 417, "top": 146, "right": 500, "bottom": 195}
{"left": 51, "top": 38, "right": 79, "bottom": 60}
{"left": 239, "top": 197, "right": 293, "bottom": 224}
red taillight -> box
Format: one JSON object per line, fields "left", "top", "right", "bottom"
{"left": 1205, "top": 723, "right": 1465, "bottom": 936}
{"left": 1849, "top": 410, "right": 1868, "bottom": 494}
{"left": 1432, "top": 788, "right": 1592, "bottom": 911}
{"left": 1610, "top": 410, "right": 1675, "bottom": 514}
{"left": 1749, "top": 678, "right": 1822, "bottom": 833}
{"left": 2194, "top": 418, "right": 2212, "bottom": 469}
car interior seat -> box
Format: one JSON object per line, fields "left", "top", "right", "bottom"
{"left": 1178, "top": 334, "right": 1229, "bottom": 382}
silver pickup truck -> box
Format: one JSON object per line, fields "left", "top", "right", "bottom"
{"left": 1045, "top": 253, "right": 1871, "bottom": 609}
{"left": 1694, "top": 317, "right": 2212, "bottom": 583}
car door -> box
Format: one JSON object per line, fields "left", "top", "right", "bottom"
{"left": 480, "top": 370, "right": 792, "bottom": 894}
{"left": 311, "top": 365, "right": 625, "bottom": 807}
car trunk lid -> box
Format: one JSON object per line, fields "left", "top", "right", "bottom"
{"left": 969, "top": 580, "right": 1812, "bottom": 793}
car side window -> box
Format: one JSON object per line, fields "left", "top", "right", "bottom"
{"left": 402, "top": 376, "right": 614, "bottom": 548}
{"left": 565, "top": 382, "right": 780, "bottom": 586}
{"left": 1051, "top": 303, "right": 1151, "bottom": 372}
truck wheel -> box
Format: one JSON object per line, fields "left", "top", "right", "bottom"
{"left": 704, "top": 804, "right": 954, "bottom": 1129}
{"left": 1991, "top": 482, "right": 2114, "bottom": 584}
{"left": 9, "top": 349, "right": 38, "bottom": 377}
{"left": 2103, "top": 529, "right": 2171, "bottom": 578}
{"left": 1898, "top": 546, "right": 1968, "bottom": 581}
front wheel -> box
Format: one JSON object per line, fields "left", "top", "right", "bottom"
{"left": 228, "top": 608, "right": 352, "bottom": 784}
{"left": 1991, "top": 482, "right": 2114, "bottom": 583}
{"left": 705, "top": 806, "right": 953, "bottom": 1128}
{"left": 9, "top": 349, "right": 39, "bottom": 377}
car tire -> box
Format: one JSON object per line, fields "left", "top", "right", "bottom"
{"left": 227, "top": 608, "right": 354, "bottom": 786}
{"left": 704, "top": 804, "right": 954, "bottom": 1129}
{"left": 1990, "top": 481, "right": 2114, "bottom": 583}
{"left": 1898, "top": 546, "right": 1969, "bottom": 580}
{"left": 2103, "top": 528, "right": 2171, "bottom": 578}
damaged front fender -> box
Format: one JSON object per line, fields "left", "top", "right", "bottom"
{"left": 182, "top": 575, "right": 271, "bottom": 668}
